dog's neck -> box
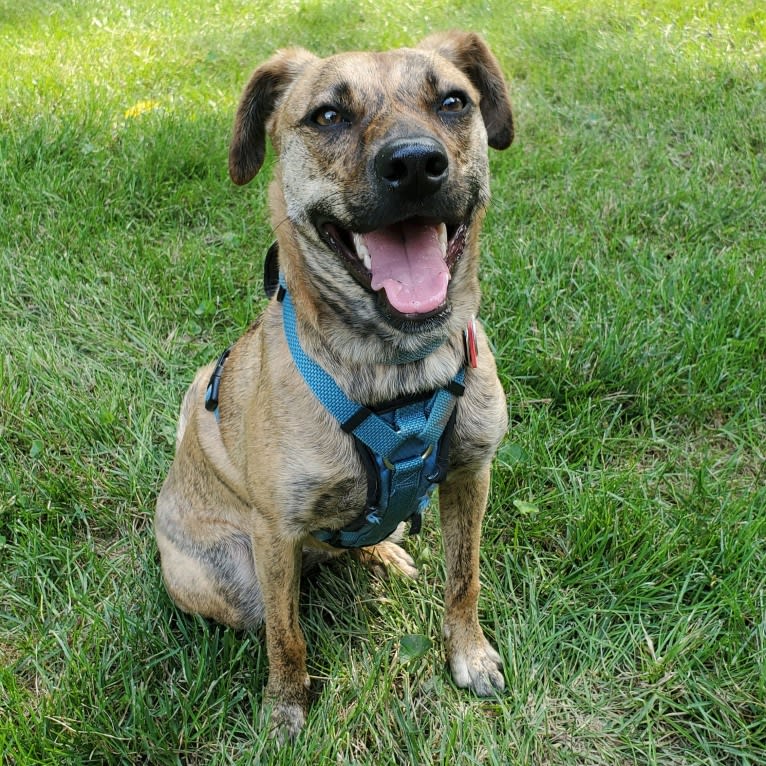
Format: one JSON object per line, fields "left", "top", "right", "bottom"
{"left": 272, "top": 291, "right": 465, "bottom": 406}
{"left": 272, "top": 287, "right": 470, "bottom": 406}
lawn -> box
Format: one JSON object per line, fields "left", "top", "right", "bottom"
{"left": 1, "top": 0, "right": 765, "bottom": 763}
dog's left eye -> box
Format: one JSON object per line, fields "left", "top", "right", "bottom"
{"left": 311, "top": 107, "right": 346, "bottom": 127}
{"left": 439, "top": 93, "right": 467, "bottom": 113}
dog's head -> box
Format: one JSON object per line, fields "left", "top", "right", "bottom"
{"left": 229, "top": 32, "right": 513, "bottom": 351}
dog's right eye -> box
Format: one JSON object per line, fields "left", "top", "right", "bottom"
{"left": 311, "top": 107, "right": 346, "bottom": 127}
{"left": 440, "top": 93, "right": 468, "bottom": 113}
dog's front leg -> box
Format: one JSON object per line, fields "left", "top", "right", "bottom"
{"left": 439, "top": 466, "right": 505, "bottom": 696}
{"left": 252, "top": 526, "right": 310, "bottom": 741}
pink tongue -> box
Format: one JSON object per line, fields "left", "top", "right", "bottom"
{"left": 364, "top": 221, "right": 449, "bottom": 315}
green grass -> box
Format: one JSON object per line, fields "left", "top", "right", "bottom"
{"left": 1, "top": 0, "right": 765, "bottom": 763}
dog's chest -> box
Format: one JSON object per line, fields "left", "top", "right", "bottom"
{"left": 312, "top": 476, "right": 366, "bottom": 521}
{"left": 287, "top": 467, "right": 368, "bottom": 531}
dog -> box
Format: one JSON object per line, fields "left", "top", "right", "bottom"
{"left": 155, "top": 30, "right": 513, "bottom": 741}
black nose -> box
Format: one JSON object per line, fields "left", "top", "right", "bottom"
{"left": 374, "top": 137, "right": 449, "bottom": 198}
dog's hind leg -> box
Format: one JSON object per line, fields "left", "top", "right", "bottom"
{"left": 156, "top": 360, "right": 268, "bottom": 630}
{"left": 155, "top": 502, "right": 265, "bottom": 631}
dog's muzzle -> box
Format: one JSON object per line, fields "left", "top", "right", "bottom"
{"left": 317, "top": 135, "right": 470, "bottom": 322}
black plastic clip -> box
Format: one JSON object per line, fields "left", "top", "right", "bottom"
{"left": 204, "top": 347, "right": 231, "bottom": 413}
{"left": 263, "top": 241, "right": 280, "bottom": 298}
{"left": 341, "top": 406, "right": 373, "bottom": 433}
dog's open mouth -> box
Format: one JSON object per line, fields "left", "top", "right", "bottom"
{"left": 320, "top": 218, "right": 468, "bottom": 319}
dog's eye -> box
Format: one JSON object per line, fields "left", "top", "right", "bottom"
{"left": 311, "top": 107, "right": 346, "bottom": 127}
{"left": 439, "top": 93, "right": 466, "bottom": 113}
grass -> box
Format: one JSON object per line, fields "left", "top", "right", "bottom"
{"left": 1, "top": 0, "right": 765, "bottom": 763}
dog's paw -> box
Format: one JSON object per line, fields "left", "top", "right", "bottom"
{"left": 354, "top": 540, "right": 419, "bottom": 579}
{"left": 446, "top": 636, "right": 505, "bottom": 697}
{"left": 262, "top": 680, "right": 310, "bottom": 745}
{"left": 263, "top": 699, "right": 306, "bottom": 744}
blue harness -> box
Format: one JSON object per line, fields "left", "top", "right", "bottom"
{"left": 278, "top": 278, "right": 465, "bottom": 548}
{"left": 205, "top": 246, "right": 467, "bottom": 549}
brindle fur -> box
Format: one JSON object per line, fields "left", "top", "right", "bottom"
{"left": 155, "top": 31, "right": 513, "bottom": 740}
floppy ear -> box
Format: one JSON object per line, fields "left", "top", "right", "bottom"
{"left": 229, "top": 48, "right": 316, "bottom": 185}
{"left": 418, "top": 31, "right": 513, "bottom": 150}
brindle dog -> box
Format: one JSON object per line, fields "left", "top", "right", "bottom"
{"left": 155, "top": 31, "right": 513, "bottom": 740}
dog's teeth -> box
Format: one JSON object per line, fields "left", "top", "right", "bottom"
{"left": 438, "top": 222, "right": 448, "bottom": 253}
{"left": 352, "top": 233, "right": 372, "bottom": 271}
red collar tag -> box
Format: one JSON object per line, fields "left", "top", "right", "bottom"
{"left": 464, "top": 316, "right": 479, "bottom": 369}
